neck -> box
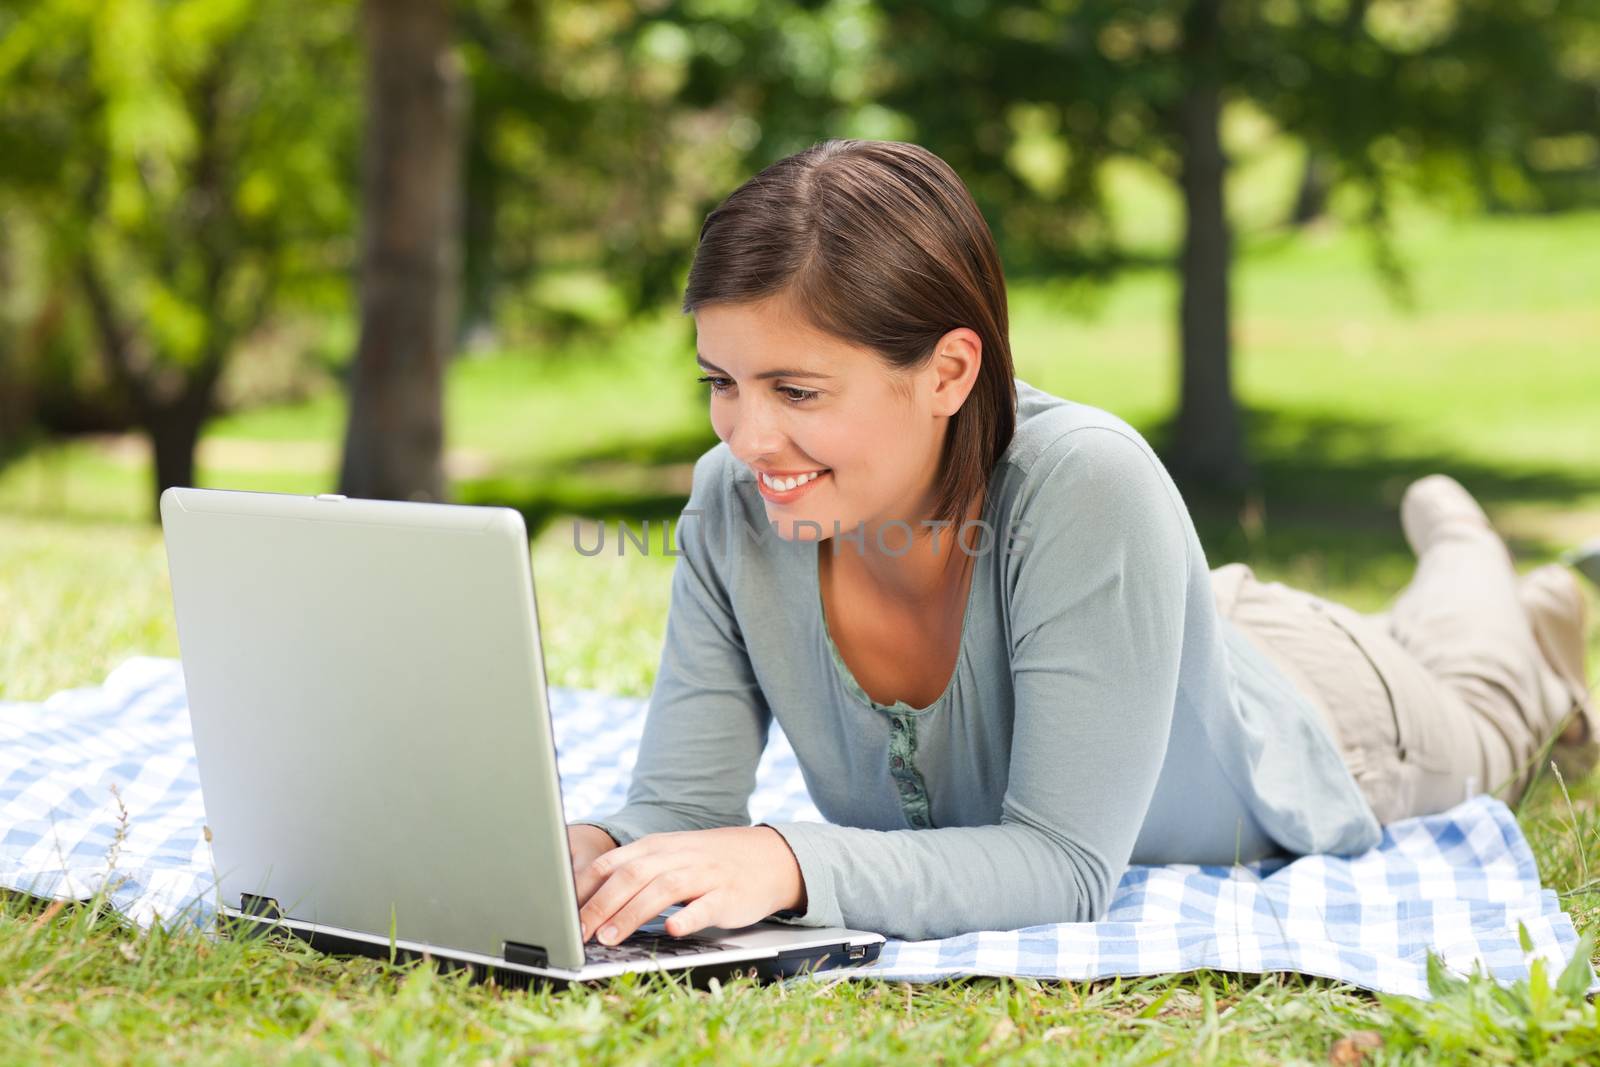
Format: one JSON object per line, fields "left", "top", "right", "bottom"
{"left": 823, "top": 488, "right": 985, "bottom": 608}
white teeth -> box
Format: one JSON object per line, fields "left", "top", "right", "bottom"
{"left": 761, "top": 470, "right": 824, "bottom": 492}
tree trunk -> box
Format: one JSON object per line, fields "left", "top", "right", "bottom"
{"left": 0, "top": 232, "right": 22, "bottom": 456}
{"left": 0, "top": 349, "right": 25, "bottom": 461}
{"left": 459, "top": 94, "right": 498, "bottom": 351}
{"left": 1289, "top": 149, "right": 1331, "bottom": 227}
{"left": 149, "top": 403, "right": 206, "bottom": 515}
{"left": 1172, "top": 0, "right": 1249, "bottom": 492}
{"left": 339, "top": 0, "right": 463, "bottom": 502}
{"left": 1289, "top": 0, "right": 1363, "bottom": 231}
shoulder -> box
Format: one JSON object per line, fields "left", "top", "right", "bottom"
{"left": 686, "top": 441, "right": 755, "bottom": 516}
{"left": 989, "top": 381, "right": 1197, "bottom": 595}
{"left": 993, "top": 385, "right": 1197, "bottom": 626}
{"left": 681, "top": 441, "right": 770, "bottom": 556}
{"left": 1000, "top": 379, "right": 1180, "bottom": 515}
{"left": 688, "top": 439, "right": 737, "bottom": 498}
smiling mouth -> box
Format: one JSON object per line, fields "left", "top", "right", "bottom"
{"left": 756, "top": 469, "right": 830, "bottom": 502}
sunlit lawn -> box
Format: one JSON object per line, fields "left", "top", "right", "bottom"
{"left": 2, "top": 207, "right": 1599, "bottom": 1061}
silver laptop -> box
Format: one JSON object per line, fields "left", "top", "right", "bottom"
{"left": 159, "top": 486, "right": 883, "bottom": 984}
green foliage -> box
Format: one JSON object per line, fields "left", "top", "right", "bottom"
{"left": 1, "top": 0, "right": 358, "bottom": 307}
{"left": 0, "top": 0, "right": 358, "bottom": 457}
{"left": 1376, "top": 928, "right": 1600, "bottom": 1063}
{"left": 455, "top": 0, "right": 893, "bottom": 338}
{"left": 861, "top": 0, "right": 1600, "bottom": 287}
{"left": 4, "top": 0, "right": 1597, "bottom": 493}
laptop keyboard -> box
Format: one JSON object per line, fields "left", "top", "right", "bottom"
{"left": 585, "top": 930, "right": 731, "bottom": 964}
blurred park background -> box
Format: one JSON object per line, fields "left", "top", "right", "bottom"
{"left": 2, "top": 0, "right": 1599, "bottom": 700}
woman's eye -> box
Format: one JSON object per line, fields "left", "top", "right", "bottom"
{"left": 696, "top": 376, "right": 816, "bottom": 405}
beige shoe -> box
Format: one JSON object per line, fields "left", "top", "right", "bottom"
{"left": 1400, "top": 474, "right": 1504, "bottom": 559}
{"left": 1518, "top": 564, "right": 1599, "bottom": 782}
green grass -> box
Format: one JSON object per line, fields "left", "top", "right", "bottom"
{"left": 0, "top": 884, "right": 1470, "bottom": 1064}
{"left": 2, "top": 206, "right": 1600, "bottom": 1061}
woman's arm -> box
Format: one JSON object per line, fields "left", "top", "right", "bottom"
{"left": 568, "top": 450, "right": 807, "bottom": 942}
{"left": 571, "top": 449, "right": 773, "bottom": 846}
{"left": 765, "top": 427, "right": 1190, "bottom": 940}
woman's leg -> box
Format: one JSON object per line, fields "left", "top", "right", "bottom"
{"left": 1215, "top": 475, "right": 1579, "bottom": 822}
{"left": 1215, "top": 561, "right": 1486, "bottom": 825}
{"left": 1384, "top": 476, "right": 1592, "bottom": 796}
{"left": 1516, "top": 564, "right": 1597, "bottom": 768}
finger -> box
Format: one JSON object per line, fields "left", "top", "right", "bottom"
{"left": 573, "top": 836, "right": 659, "bottom": 907}
{"left": 578, "top": 856, "right": 653, "bottom": 940}
{"left": 588, "top": 866, "right": 702, "bottom": 946}
{"left": 596, "top": 867, "right": 704, "bottom": 946}
{"left": 662, "top": 891, "right": 728, "bottom": 938}
{"left": 578, "top": 852, "right": 687, "bottom": 941}
{"left": 573, "top": 858, "right": 607, "bottom": 908}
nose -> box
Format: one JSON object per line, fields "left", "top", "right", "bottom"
{"left": 725, "top": 396, "right": 786, "bottom": 465}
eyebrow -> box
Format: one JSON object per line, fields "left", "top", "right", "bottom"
{"left": 696, "top": 354, "right": 834, "bottom": 380}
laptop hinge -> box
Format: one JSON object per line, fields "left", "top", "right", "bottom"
{"left": 502, "top": 940, "right": 549, "bottom": 968}
{"left": 229, "top": 894, "right": 286, "bottom": 940}
{"left": 240, "top": 893, "right": 284, "bottom": 920}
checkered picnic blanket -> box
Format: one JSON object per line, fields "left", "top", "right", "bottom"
{"left": 1, "top": 656, "right": 1592, "bottom": 1000}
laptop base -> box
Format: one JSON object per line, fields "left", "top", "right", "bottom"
{"left": 221, "top": 908, "right": 883, "bottom": 989}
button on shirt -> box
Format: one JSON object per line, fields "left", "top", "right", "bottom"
{"left": 578, "top": 380, "right": 1381, "bottom": 942}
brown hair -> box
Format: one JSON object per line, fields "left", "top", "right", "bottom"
{"left": 681, "top": 139, "right": 1016, "bottom": 528}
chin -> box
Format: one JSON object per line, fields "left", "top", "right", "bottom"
{"left": 770, "top": 516, "right": 827, "bottom": 543}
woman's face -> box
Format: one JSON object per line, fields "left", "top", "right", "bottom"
{"left": 692, "top": 293, "right": 977, "bottom": 544}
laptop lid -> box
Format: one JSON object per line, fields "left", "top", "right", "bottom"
{"left": 160, "top": 487, "right": 587, "bottom": 970}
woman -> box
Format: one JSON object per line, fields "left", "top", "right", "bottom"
{"left": 564, "top": 140, "right": 1597, "bottom": 948}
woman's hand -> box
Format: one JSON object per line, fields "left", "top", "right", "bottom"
{"left": 567, "top": 823, "right": 619, "bottom": 877}
{"left": 573, "top": 826, "right": 806, "bottom": 945}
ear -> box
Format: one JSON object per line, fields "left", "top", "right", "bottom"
{"left": 927, "top": 327, "right": 982, "bottom": 418}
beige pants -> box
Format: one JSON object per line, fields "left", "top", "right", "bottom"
{"left": 1211, "top": 522, "right": 1572, "bottom": 824}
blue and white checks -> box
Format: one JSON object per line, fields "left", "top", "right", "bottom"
{"left": 1, "top": 656, "right": 1592, "bottom": 1000}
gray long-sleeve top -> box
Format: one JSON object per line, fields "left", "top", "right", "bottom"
{"left": 578, "top": 380, "right": 1381, "bottom": 941}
